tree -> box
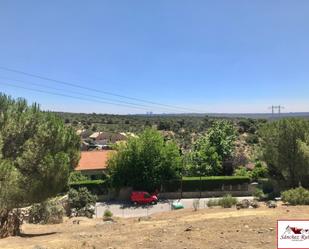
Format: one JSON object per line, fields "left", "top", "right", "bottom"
{"left": 206, "top": 120, "right": 237, "bottom": 161}
{"left": 187, "top": 120, "right": 236, "bottom": 176}
{"left": 108, "top": 128, "right": 183, "bottom": 191}
{"left": 0, "top": 94, "right": 80, "bottom": 237}
{"left": 68, "top": 187, "right": 97, "bottom": 218}
{"left": 233, "top": 161, "right": 268, "bottom": 181}
{"left": 187, "top": 136, "right": 222, "bottom": 176}
{"left": 260, "top": 118, "right": 309, "bottom": 187}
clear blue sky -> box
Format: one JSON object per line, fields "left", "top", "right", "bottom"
{"left": 0, "top": 0, "right": 308, "bottom": 114}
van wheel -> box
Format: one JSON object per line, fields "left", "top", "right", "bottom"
{"left": 151, "top": 201, "right": 157, "bottom": 205}
{"left": 133, "top": 201, "right": 138, "bottom": 205}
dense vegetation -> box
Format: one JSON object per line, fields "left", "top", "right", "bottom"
{"left": 59, "top": 111, "right": 309, "bottom": 195}
{"left": 57, "top": 112, "right": 264, "bottom": 150}
{"left": 260, "top": 118, "right": 309, "bottom": 187}
{"left": 108, "top": 128, "right": 183, "bottom": 191}
{"left": 187, "top": 120, "right": 237, "bottom": 176}
{"left": 0, "top": 95, "right": 80, "bottom": 238}
{"left": 281, "top": 187, "right": 309, "bottom": 205}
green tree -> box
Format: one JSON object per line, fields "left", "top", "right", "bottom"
{"left": 187, "top": 136, "right": 222, "bottom": 176}
{"left": 260, "top": 118, "right": 309, "bottom": 187}
{"left": 108, "top": 128, "right": 183, "bottom": 191}
{"left": 68, "top": 187, "right": 97, "bottom": 218}
{"left": 0, "top": 94, "right": 80, "bottom": 237}
{"left": 206, "top": 120, "right": 237, "bottom": 161}
{"left": 187, "top": 120, "right": 236, "bottom": 176}
{"left": 233, "top": 166, "right": 250, "bottom": 178}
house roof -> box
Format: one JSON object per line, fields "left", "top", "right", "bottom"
{"left": 89, "top": 131, "right": 127, "bottom": 143}
{"left": 89, "top": 132, "right": 101, "bottom": 139}
{"left": 75, "top": 150, "right": 114, "bottom": 171}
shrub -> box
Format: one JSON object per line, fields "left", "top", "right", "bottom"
{"left": 233, "top": 166, "right": 251, "bottom": 178}
{"left": 251, "top": 161, "right": 268, "bottom": 181}
{"left": 207, "top": 199, "right": 219, "bottom": 208}
{"left": 69, "top": 180, "right": 108, "bottom": 195}
{"left": 281, "top": 187, "right": 309, "bottom": 205}
{"left": 245, "top": 134, "right": 259, "bottom": 144}
{"left": 233, "top": 162, "right": 268, "bottom": 182}
{"left": 68, "top": 187, "right": 97, "bottom": 218}
{"left": 69, "top": 172, "right": 89, "bottom": 183}
{"left": 253, "top": 188, "right": 265, "bottom": 201}
{"left": 218, "top": 195, "right": 237, "bottom": 208}
{"left": 192, "top": 199, "right": 200, "bottom": 211}
{"left": 181, "top": 176, "right": 250, "bottom": 192}
{"left": 103, "top": 209, "right": 113, "bottom": 220}
{"left": 28, "top": 199, "right": 64, "bottom": 224}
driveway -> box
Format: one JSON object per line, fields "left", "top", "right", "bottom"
{"left": 95, "top": 196, "right": 254, "bottom": 218}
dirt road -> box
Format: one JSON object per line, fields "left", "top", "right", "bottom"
{"left": 0, "top": 204, "right": 308, "bottom": 249}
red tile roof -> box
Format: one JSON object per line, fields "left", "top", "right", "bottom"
{"left": 75, "top": 150, "right": 114, "bottom": 171}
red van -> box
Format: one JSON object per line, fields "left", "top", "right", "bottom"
{"left": 130, "top": 191, "right": 158, "bottom": 205}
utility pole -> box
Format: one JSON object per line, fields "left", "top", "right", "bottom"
{"left": 268, "top": 105, "right": 285, "bottom": 116}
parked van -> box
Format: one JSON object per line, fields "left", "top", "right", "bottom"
{"left": 130, "top": 191, "right": 158, "bottom": 205}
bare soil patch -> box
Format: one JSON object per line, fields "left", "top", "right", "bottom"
{"left": 0, "top": 204, "right": 308, "bottom": 249}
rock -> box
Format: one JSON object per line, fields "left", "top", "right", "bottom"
{"left": 185, "top": 226, "right": 193, "bottom": 231}
{"left": 267, "top": 201, "right": 277, "bottom": 208}
{"left": 236, "top": 199, "right": 250, "bottom": 209}
{"left": 250, "top": 200, "right": 259, "bottom": 208}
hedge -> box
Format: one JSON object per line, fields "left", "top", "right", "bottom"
{"left": 69, "top": 180, "right": 108, "bottom": 195}
{"left": 69, "top": 176, "right": 251, "bottom": 194}
{"left": 162, "top": 176, "right": 250, "bottom": 192}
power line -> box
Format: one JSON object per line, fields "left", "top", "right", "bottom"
{"left": 0, "top": 81, "right": 151, "bottom": 111}
{"left": 0, "top": 66, "right": 200, "bottom": 113}
{"left": 0, "top": 76, "right": 170, "bottom": 111}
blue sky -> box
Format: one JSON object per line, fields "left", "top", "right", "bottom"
{"left": 0, "top": 0, "right": 309, "bottom": 114}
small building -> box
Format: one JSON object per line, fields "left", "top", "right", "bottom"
{"left": 89, "top": 131, "right": 127, "bottom": 145}
{"left": 75, "top": 150, "right": 114, "bottom": 179}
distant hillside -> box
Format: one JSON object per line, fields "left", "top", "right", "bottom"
{"left": 203, "top": 112, "right": 309, "bottom": 119}
{"left": 153, "top": 112, "right": 309, "bottom": 119}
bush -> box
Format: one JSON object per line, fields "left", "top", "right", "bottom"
{"left": 192, "top": 199, "right": 200, "bottom": 211}
{"left": 281, "top": 187, "right": 309, "bottom": 205}
{"left": 69, "top": 172, "right": 89, "bottom": 183}
{"left": 68, "top": 187, "right": 97, "bottom": 218}
{"left": 233, "top": 166, "right": 251, "bottom": 178}
{"left": 69, "top": 180, "right": 108, "bottom": 195}
{"left": 207, "top": 199, "right": 219, "bottom": 208}
{"left": 245, "top": 134, "right": 259, "bottom": 144}
{"left": 28, "top": 199, "right": 64, "bottom": 224}
{"left": 218, "top": 195, "right": 237, "bottom": 208}
{"left": 251, "top": 161, "right": 268, "bottom": 181}
{"left": 103, "top": 209, "right": 113, "bottom": 220}
{"left": 253, "top": 188, "right": 265, "bottom": 201}
{"left": 180, "top": 176, "right": 250, "bottom": 192}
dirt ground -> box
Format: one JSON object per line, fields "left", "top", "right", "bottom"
{"left": 0, "top": 203, "right": 308, "bottom": 249}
